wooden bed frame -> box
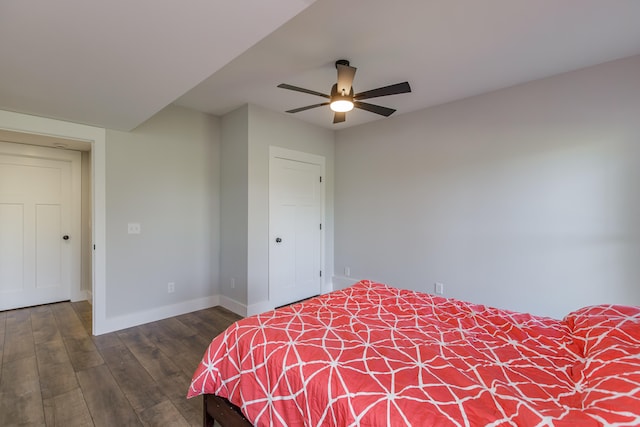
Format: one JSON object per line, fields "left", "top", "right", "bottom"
{"left": 203, "top": 394, "right": 252, "bottom": 427}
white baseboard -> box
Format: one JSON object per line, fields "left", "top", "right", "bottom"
{"left": 321, "top": 281, "right": 333, "bottom": 294}
{"left": 93, "top": 284, "right": 358, "bottom": 335}
{"left": 71, "top": 289, "right": 92, "bottom": 303}
{"left": 332, "top": 275, "right": 360, "bottom": 290}
{"left": 247, "top": 300, "right": 274, "bottom": 317}
{"left": 246, "top": 283, "right": 335, "bottom": 317}
{"left": 219, "top": 295, "right": 247, "bottom": 317}
{"left": 94, "top": 295, "right": 220, "bottom": 335}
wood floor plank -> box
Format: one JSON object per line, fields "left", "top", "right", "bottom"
{"left": 35, "top": 338, "right": 72, "bottom": 367}
{"left": 52, "top": 304, "right": 105, "bottom": 372}
{"left": 91, "top": 330, "right": 123, "bottom": 351}
{"left": 43, "top": 387, "right": 93, "bottom": 427}
{"left": 39, "top": 360, "right": 79, "bottom": 400}
{"left": 117, "top": 328, "right": 185, "bottom": 381}
{"left": 177, "top": 334, "right": 217, "bottom": 378}
{"left": 0, "top": 356, "right": 45, "bottom": 426}
{"left": 71, "top": 301, "right": 93, "bottom": 335}
{"left": 159, "top": 316, "right": 200, "bottom": 338}
{"left": 31, "top": 306, "right": 63, "bottom": 344}
{"left": 0, "top": 302, "right": 242, "bottom": 426}
{"left": 162, "top": 373, "right": 204, "bottom": 427}
{"left": 193, "top": 306, "right": 241, "bottom": 327}
{"left": 139, "top": 321, "right": 186, "bottom": 358}
{"left": 77, "top": 364, "right": 142, "bottom": 427}
{"left": 137, "top": 399, "right": 191, "bottom": 427}
{"left": 3, "top": 308, "right": 36, "bottom": 363}
{"left": 65, "top": 334, "right": 101, "bottom": 353}
{"left": 0, "top": 309, "right": 7, "bottom": 346}
{"left": 175, "top": 312, "right": 222, "bottom": 341}
{"left": 99, "top": 343, "right": 168, "bottom": 412}
{"left": 50, "top": 302, "right": 87, "bottom": 340}
{"left": 118, "top": 325, "right": 213, "bottom": 425}
{"left": 138, "top": 322, "right": 201, "bottom": 377}
{"left": 66, "top": 347, "right": 105, "bottom": 372}
{"left": 71, "top": 300, "right": 92, "bottom": 317}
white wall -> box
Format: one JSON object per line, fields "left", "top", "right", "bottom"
{"left": 247, "top": 105, "right": 335, "bottom": 312}
{"left": 105, "top": 105, "right": 220, "bottom": 318}
{"left": 334, "top": 55, "right": 640, "bottom": 319}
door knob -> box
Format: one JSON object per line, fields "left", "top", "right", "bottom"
{"left": 275, "top": 237, "right": 282, "bottom": 243}
{"left": 63, "top": 235, "right": 70, "bottom": 240}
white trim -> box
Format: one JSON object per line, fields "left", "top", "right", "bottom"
{"left": 219, "top": 295, "right": 247, "bottom": 317}
{"left": 90, "top": 131, "right": 107, "bottom": 334}
{"left": 321, "top": 281, "right": 333, "bottom": 295}
{"left": 96, "top": 295, "right": 220, "bottom": 335}
{"left": 270, "top": 146, "right": 327, "bottom": 165}
{"left": 0, "top": 110, "right": 107, "bottom": 335}
{"left": 72, "top": 289, "right": 91, "bottom": 303}
{"left": 247, "top": 299, "right": 275, "bottom": 317}
{"left": 332, "top": 275, "right": 360, "bottom": 291}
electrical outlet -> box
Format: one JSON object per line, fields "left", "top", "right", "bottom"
{"left": 230, "top": 277, "right": 235, "bottom": 289}
{"left": 435, "top": 282, "right": 444, "bottom": 295}
{"left": 168, "top": 282, "right": 175, "bottom": 293}
{"left": 344, "top": 267, "right": 351, "bottom": 277}
{"left": 127, "top": 223, "right": 141, "bottom": 234}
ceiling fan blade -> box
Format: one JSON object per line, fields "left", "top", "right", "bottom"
{"left": 336, "top": 63, "right": 357, "bottom": 95}
{"left": 333, "top": 112, "right": 346, "bottom": 123}
{"left": 354, "top": 101, "right": 396, "bottom": 117}
{"left": 354, "top": 82, "right": 411, "bottom": 100}
{"left": 286, "top": 102, "right": 330, "bottom": 113}
{"left": 278, "top": 83, "right": 330, "bottom": 99}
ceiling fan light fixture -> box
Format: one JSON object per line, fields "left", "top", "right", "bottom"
{"left": 278, "top": 59, "right": 411, "bottom": 123}
{"left": 330, "top": 98, "right": 354, "bottom": 112}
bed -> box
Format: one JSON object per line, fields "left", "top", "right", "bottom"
{"left": 188, "top": 280, "right": 640, "bottom": 426}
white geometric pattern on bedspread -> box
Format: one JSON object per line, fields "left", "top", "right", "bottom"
{"left": 189, "top": 280, "right": 640, "bottom": 426}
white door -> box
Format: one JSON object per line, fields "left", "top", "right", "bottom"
{"left": 0, "top": 142, "right": 80, "bottom": 311}
{"left": 269, "top": 150, "right": 323, "bottom": 308}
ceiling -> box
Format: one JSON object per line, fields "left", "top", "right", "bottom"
{"left": 0, "top": 0, "right": 315, "bottom": 131}
{"left": 2, "top": 0, "right": 640, "bottom": 132}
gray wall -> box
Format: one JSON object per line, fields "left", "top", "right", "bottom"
{"left": 246, "top": 104, "right": 335, "bottom": 311}
{"left": 81, "top": 151, "right": 92, "bottom": 293}
{"left": 105, "top": 105, "right": 220, "bottom": 317}
{"left": 217, "top": 104, "right": 335, "bottom": 314}
{"left": 334, "top": 55, "right": 640, "bottom": 319}
{"left": 220, "top": 105, "right": 249, "bottom": 305}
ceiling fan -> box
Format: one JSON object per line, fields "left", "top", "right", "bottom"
{"left": 278, "top": 60, "right": 411, "bottom": 124}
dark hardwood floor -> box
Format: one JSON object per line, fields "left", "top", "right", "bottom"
{"left": 0, "top": 301, "right": 241, "bottom": 426}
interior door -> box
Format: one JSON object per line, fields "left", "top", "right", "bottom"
{"left": 269, "top": 155, "right": 322, "bottom": 308}
{"left": 0, "top": 143, "right": 79, "bottom": 311}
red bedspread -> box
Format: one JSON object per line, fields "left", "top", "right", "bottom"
{"left": 188, "top": 281, "right": 640, "bottom": 426}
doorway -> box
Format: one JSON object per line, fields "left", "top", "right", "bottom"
{"left": 0, "top": 112, "right": 106, "bottom": 334}
{"left": 0, "top": 141, "right": 83, "bottom": 310}
{"left": 269, "top": 147, "right": 325, "bottom": 308}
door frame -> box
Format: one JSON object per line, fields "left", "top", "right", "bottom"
{"left": 0, "top": 110, "right": 107, "bottom": 334}
{"left": 269, "top": 146, "right": 326, "bottom": 307}
{"left": 0, "top": 141, "right": 82, "bottom": 307}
